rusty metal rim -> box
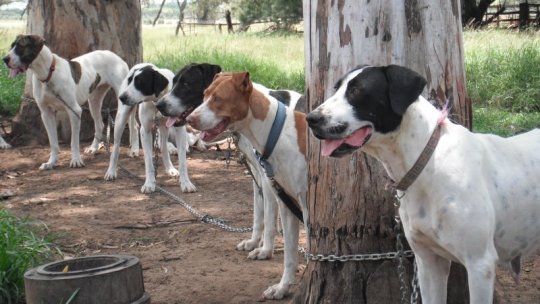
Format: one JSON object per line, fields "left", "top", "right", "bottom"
{"left": 35, "top": 255, "right": 128, "bottom": 276}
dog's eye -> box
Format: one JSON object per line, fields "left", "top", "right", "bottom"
{"left": 182, "top": 82, "right": 189, "bottom": 87}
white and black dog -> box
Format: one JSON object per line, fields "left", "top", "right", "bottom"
{"left": 104, "top": 63, "right": 197, "bottom": 193}
{"left": 3, "top": 34, "right": 138, "bottom": 169}
{"left": 307, "top": 64, "right": 540, "bottom": 303}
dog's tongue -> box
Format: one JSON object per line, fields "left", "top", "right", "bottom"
{"left": 165, "top": 117, "right": 179, "bottom": 128}
{"left": 8, "top": 68, "right": 19, "bottom": 78}
{"left": 321, "top": 127, "right": 372, "bottom": 156}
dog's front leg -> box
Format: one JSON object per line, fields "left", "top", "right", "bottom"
{"left": 104, "top": 103, "right": 136, "bottom": 180}
{"left": 127, "top": 105, "right": 140, "bottom": 157}
{"left": 139, "top": 118, "right": 157, "bottom": 194}
{"left": 464, "top": 252, "right": 497, "bottom": 303}
{"left": 413, "top": 245, "right": 452, "bottom": 304}
{"left": 64, "top": 99, "right": 84, "bottom": 168}
{"left": 37, "top": 102, "right": 59, "bottom": 170}
{"left": 238, "top": 177, "right": 264, "bottom": 252}
{"left": 173, "top": 126, "right": 196, "bottom": 192}
{"left": 247, "top": 176, "right": 277, "bottom": 260}
{"left": 0, "top": 135, "right": 11, "bottom": 149}
{"left": 84, "top": 85, "right": 108, "bottom": 154}
{"left": 159, "top": 124, "right": 179, "bottom": 177}
{"left": 263, "top": 205, "right": 299, "bottom": 300}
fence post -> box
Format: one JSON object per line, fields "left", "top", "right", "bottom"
{"left": 519, "top": 2, "right": 530, "bottom": 30}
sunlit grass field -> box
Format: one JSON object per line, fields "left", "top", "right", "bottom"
{"left": 0, "top": 23, "right": 538, "bottom": 136}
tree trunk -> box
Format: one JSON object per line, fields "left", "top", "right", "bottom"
{"left": 294, "top": 0, "right": 473, "bottom": 303}
{"left": 11, "top": 0, "right": 142, "bottom": 145}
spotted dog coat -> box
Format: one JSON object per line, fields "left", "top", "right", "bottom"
{"left": 307, "top": 64, "right": 540, "bottom": 304}
{"left": 186, "top": 72, "right": 308, "bottom": 300}
{"left": 3, "top": 34, "right": 138, "bottom": 169}
{"left": 104, "top": 63, "right": 196, "bottom": 193}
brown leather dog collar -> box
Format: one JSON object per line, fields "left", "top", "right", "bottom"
{"left": 40, "top": 56, "right": 56, "bottom": 83}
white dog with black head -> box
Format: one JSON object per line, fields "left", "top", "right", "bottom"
{"left": 3, "top": 34, "right": 138, "bottom": 169}
{"left": 105, "top": 63, "right": 196, "bottom": 193}
{"left": 307, "top": 64, "right": 540, "bottom": 303}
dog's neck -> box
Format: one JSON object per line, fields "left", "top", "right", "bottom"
{"left": 233, "top": 89, "right": 281, "bottom": 155}
{"left": 29, "top": 45, "right": 56, "bottom": 82}
{"left": 363, "top": 96, "right": 444, "bottom": 184}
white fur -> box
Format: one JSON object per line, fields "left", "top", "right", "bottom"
{"left": 104, "top": 63, "right": 196, "bottom": 193}
{"left": 188, "top": 82, "right": 308, "bottom": 299}
{"left": 315, "top": 78, "right": 540, "bottom": 303}
{"left": 4, "top": 44, "right": 138, "bottom": 169}
{"left": 0, "top": 134, "right": 11, "bottom": 149}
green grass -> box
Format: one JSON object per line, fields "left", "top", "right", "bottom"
{"left": 143, "top": 28, "right": 304, "bottom": 92}
{"left": 464, "top": 30, "right": 540, "bottom": 135}
{"left": 0, "top": 208, "right": 57, "bottom": 304}
{"left": 0, "top": 27, "right": 25, "bottom": 117}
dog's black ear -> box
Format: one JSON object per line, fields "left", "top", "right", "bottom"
{"left": 199, "top": 63, "right": 222, "bottom": 87}
{"left": 153, "top": 70, "right": 169, "bottom": 97}
{"left": 384, "top": 65, "right": 426, "bottom": 115}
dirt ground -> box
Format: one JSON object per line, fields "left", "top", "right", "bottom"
{"left": 0, "top": 142, "right": 538, "bottom": 303}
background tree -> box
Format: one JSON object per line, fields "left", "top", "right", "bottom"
{"left": 238, "top": 0, "right": 302, "bottom": 31}
{"left": 293, "top": 0, "right": 473, "bottom": 303}
{"left": 11, "top": 0, "right": 142, "bottom": 145}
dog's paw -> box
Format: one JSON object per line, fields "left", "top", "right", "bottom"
{"left": 263, "top": 283, "right": 289, "bottom": 300}
{"left": 167, "top": 142, "right": 178, "bottom": 155}
{"left": 104, "top": 170, "right": 117, "bottom": 181}
{"left": 248, "top": 248, "right": 273, "bottom": 260}
{"left": 141, "top": 183, "right": 156, "bottom": 194}
{"left": 237, "top": 239, "right": 259, "bottom": 251}
{"left": 69, "top": 159, "right": 85, "bottom": 168}
{"left": 84, "top": 145, "right": 98, "bottom": 154}
{"left": 39, "top": 162, "right": 55, "bottom": 170}
{"left": 0, "top": 142, "right": 11, "bottom": 149}
{"left": 180, "top": 181, "right": 197, "bottom": 193}
{"left": 129, "top": 148, "right": 140, "bottom": 158}
{"left": 165, "top": 167, "right": 179, "bottom": 177}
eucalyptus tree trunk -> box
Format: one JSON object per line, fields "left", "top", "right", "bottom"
{"left": 11, "top": 0, "right": 142, "bottom": 145}
{"left": 294, "top": 0, "right": 472, "bottom": 303}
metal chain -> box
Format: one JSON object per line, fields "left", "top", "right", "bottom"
{"left": 395, "top": 214, "right": 410, "bottom": 304}
{"left": 225, "top": 134, "right": 233, "bottom": 168}
{"left": 100, "top": 112, "right": 252, "bottom": 233}
{"left": 410, "top": 259, "right": 420, "bottom": 304}
{"left": 152, "top": 115, "right": 159, "bottom": 178}
{"left": 299, "top": 246, "right": 414, "bottom": 262}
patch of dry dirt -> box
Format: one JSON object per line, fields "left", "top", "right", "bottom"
{"left": 0, "top": 144, "right": 538, "bottom": 303}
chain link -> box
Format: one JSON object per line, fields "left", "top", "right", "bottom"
{"left": 411, "top": 259, "right": 420, "bottom": 304}
{"left": 298, "top": 246, "right": 414, "bottom": 262}
{"left": 225, "top": 134, "right": 233, "bottom": 168}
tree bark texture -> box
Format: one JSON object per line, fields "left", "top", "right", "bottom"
{"left": 11, "top": 0, "right": 142, "bottom": 145}
{"left": 294, "top": 0, "right": 472, "bottom": 303}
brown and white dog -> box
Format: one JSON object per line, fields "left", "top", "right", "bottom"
{"left": 3, "top": 34, "right": 138, "bottom": 169}
{"left": 186, "top": 72, "right": 308, "bottom": 299}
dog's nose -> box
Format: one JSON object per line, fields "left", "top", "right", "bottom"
{"left": 119, "top": 95, "right": 128, "bottom": 105}
{"left": 156, "top": 101, "right": 165, "bottom": 112}
{"left": 3, "top": 56, "right": 10, "bottom": 65}
{"left": 306, "top": 111, "right": 325, "bottom": 127}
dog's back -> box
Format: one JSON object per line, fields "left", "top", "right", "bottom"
{"left": 72, "top": 50, "right": 128, "bottom": 93}
{"left": 472, "top": 129, "right": 540, "bottom": 262}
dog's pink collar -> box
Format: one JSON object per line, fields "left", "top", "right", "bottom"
{"left": 392, "top": 101, "right": 449, "bottom": 192}
{"left": 40, "top": 56, "right": 56, "bottom": 83}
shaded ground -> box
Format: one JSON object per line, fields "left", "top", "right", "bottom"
{"left": 0, "top": 143, "right": 538, "bottom": 303}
